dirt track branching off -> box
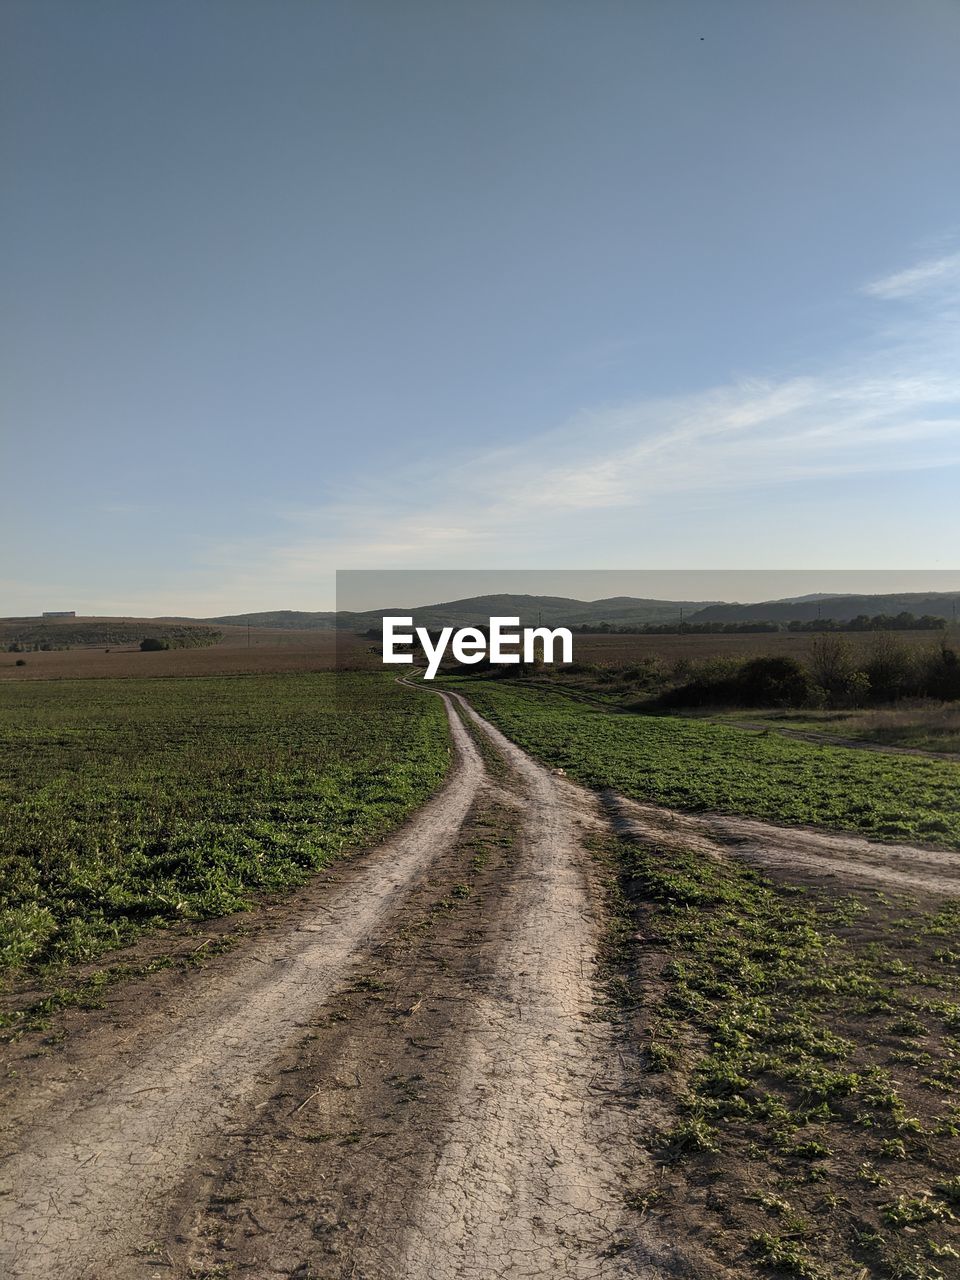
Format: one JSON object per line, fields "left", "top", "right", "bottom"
{"left": 447, "top": 679, "right": 960, "bottom": 849}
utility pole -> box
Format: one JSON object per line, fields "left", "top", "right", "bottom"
{"left": 247, "top": 621, "right": 251, "bottom": 649}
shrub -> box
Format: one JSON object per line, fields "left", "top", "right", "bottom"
{"left": 922, "top": 645, "right": 960, "bottom": 701}
{"left": 656, "top": 656, "right": 812, "bottom": 709}
{"left": 809, "top": 634, "right": 854, "bottom": 696}
{"left": 843, "top": 670, "right": 872, "bottom": 707}
{"left": 658, "top": 658, "right": 741, "bottom": 708}
{"left": 736, "top": 656, "right": 811, "bottom": 707}
{"left": 864, "top": 633, "right": 916, "bottom": 701}
{"left": 139, "top": 637, "right": 171, "bottom": 652}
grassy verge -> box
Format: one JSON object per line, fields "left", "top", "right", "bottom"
{"left": 614, "top": 838, "right": 960, "bottom": 1280}
{"left": 445, "top": 679, "right": 960, "bottom": 849}
{"left": 0, "top": 672, "right": 450, "bottom": 980}
{"left": 711, "top": 706, "right": 960, "bottom": 757}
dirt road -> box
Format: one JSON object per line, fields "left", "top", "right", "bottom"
{"left": 0, "top": 687, "right": 690, "bottom": 1279}
{"left": 2, "top": 686, "right": 955, "bottom": 1278}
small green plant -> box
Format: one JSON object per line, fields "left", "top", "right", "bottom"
{"left": 878, "top": 1137, "right": 908, "bottom": 1160}
{"left": 663, "top": 1113, "right": 720, "bottom": 1156}
{"left": 935, "top": 1174, "right": 960, "bottom": 1204}
{"left": 856, "top": 1162, "right": 890, "bottom": 1187}
{"left": 748, "top": 1191, "right": 794, "bottom": 1216}
{"left": 751, "top": 1232, "right": 819, "bottom": 1278}
{"left": 881, "top": 1195, "right": 955, "bottom": 1228}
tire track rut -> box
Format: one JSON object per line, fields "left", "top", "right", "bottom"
{"left": 398, "top": 693, "right": 678, "bottom": 1278}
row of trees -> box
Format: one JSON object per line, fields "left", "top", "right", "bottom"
{"left": 787, "top": 612, "right": 947, "bottom": 633}
{"left": 571, "top": 612, "right": 948, "bottom": 636}
{"left": 139, "top": 630, "right": 223, "bottom": 651}
{"left": 6, "top": 625, "right": 223, "bottom": 651}
{"left": 572, "top": 621, "right": 781, "bottom": 635}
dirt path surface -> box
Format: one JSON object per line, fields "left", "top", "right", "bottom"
{"left": 0, "top": 687, "right": 690, "bottom": 1279}
{"left": 396, "top": 696, "right": 679, "bottom": 1280}
{"left": 603, "top": 792, "right": 960, "bottom": 897}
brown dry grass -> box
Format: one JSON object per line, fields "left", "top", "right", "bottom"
{"left": 727, "top": 700, "right": 960, "bottom": 755}
{"left": 0, "top": 626, "right": 377, "bottom": 680}
{"left": 4, "top": 620, "right": 955, "bottom": 684}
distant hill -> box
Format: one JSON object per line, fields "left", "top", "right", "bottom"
{"left": 8, "top": 590, "right": 959, "bottom": 640}
{"left": 207, "top": 595, "right": 718, "bottom": 631}
{"left": 0, "top": 616, "right": 222, "bottom": 650}
{"left": 770, "top": 593, "right": 846, "bottom": 604}
{"left": 690, "top": 593, "right": 960, "bottom": 625}
{"left": 382, "top": 594, "right": 718, "bottom": 629}
{"left": 207, "top": 609, "right": 340, "bottom": 629}
{"left": 204, "top": 591, "right": 960, "bottom": 632}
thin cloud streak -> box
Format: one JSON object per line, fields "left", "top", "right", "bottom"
{"left": 98, "top": 249, "right": 960, "bottom": 610}
{"left": 864, "top": 250, "right": 960, "bottom": 300}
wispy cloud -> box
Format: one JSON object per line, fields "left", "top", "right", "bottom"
{"left": 183, "top": 249, "right": 960, "bottom": 606}
{"left": 55, "top": 248, "right": 960, "bottom": 614}
{"left": 864, "top": 250, "right": 960, "bottom": 300}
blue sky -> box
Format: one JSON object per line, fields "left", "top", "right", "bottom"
{"left": 3, "top": 0, "right": 959, "bottom": 614}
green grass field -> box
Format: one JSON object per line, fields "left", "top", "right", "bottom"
{"left": 606, "top": 837, "right": 960, "bottom": 1280}
{"left": 0, "top": 673, "right": 450, "bottom": 976}
{"left": 449, "top": 679, "right": 960, "bottom": 849}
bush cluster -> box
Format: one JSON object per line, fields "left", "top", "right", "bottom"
{"left": 660, "top": 639, "right": 960, "bottom": 710}
{"left": 661, "top": 656, "right": 813, "bottom": 709}
{"left": 808, "top": 635, "right": 960, "bottom": 707}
